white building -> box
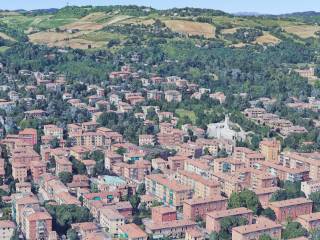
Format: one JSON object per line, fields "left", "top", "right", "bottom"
{"left": 206, "top": 116, "right": 247, "bottom": 143}
{"left": 302, "top": 180, "right": 320, "bottom": 198}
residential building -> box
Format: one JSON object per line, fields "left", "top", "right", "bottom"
{"left": 151, "top": 206, "right": 177, "bottom": 223}
{"left": 232, "top": 217, "right": 282, "bottom": 240}
{"left": 0, "top": 220, "right": 15, "bottom": 240}
{"left": 301, "top": 180, "right": 320, "bottom": 198}
{"left": 145, "top": 174, "right": 193, "bottom": 207}
{"left": 164, "top": 90, "right": 182, "bottom": 102}
{"left": 99, "top": 208, "right": 125, "bottom": 237}
{"left": 269, "top": 198, "right": 313, "bottom": 222}
{"left": 297, "top": 212, "right": 320, "bottom": 231}
{"left": 144, "top": 220, "right": 196, "bottom": 239}
{"left": 119, "top": 223, "right": 148, "bottom": 240}
{"left": 176, "top": 170, "right": 220, "bottom": 198}
{"left": 259, "top": 139, "right": 281, "bottom": 163}
{"left": 206, "top": 208, "right": 253, "bottom": 233}
{"left": 55, "top": 157, "right": 72, "bottom": 175}
{"left": 183, "top": 196, "right": 227, "bottom": 220}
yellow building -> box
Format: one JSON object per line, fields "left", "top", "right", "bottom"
{"left": 99, "top": 208, "right": 125, "bottom": 237}
{"left": 259, "top": 139, "right": 281, "bottom": 162}
{"left": 176, "top": 170, "right": 220, "bottom": 198}
{"left": 145, "top": 174, "right": 193, "bottom": 207}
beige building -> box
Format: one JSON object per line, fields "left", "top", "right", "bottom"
{"left": 301, "top": 180, "right": 320, "bottom": 198}
{"left": 232, "top": 217, "right": 282, "bottom": 240}
{"left": 176, "top": 170, "right": 220, "bottom": 198}
{"left": 145, "top": 174, "right": 193, "bottom": 207}
{"left": 259, "top": 139, "right": 281, "bottom": 162}
{"left": 0, "top": 220, "right": 15, "bottom": 240}
{"left": 164, "top": 90, "right": 182, "bottom": 102}
{"left": 99, "top": 208, "right": 125, "bottom": 237}
{"left": 119, "top": 223, "right": 148, "bottom": 240}
{"left": 44, "top": 124, "right": 63, "bottom": 139}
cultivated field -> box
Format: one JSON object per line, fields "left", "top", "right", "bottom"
{"left": 164, "top": 20, "right": 215, "bottom": 38}
{"left": 0, "top": 32, "right": 16, "bottom": 41}
{"left": 253, "top": 33, "right": 281, "bottom": 45}
{"left": 283, "top": 24, "right": 320, "bottom": 38}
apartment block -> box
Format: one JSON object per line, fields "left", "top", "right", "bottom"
{"left": 0, "top": 220, "right": 15, "bottom": 240}
{"left": 232, "top": 217, "right": 282, "bottom": 240}
{"left": 259, "top": 139, "right": 281, "bottom": 163}
{"left": 145, "top": 174, "right": 193, "bottom": 207}
{"left": 183, "top": 195, "right": 227, "bottom": 220}
{"left": 206, "top": 207, "right": 253, "bottom": 233}
{"left": 176, "top": 170, "right": 220, "bottom": 198}
{"left": 297, "top": 212, "right": 320, "bottom": 231}
{"left": 151, "top": 206, "right": 177, "bottom": 223}
{"left": 269, "top": 198, "right": 313, "bottom": 222}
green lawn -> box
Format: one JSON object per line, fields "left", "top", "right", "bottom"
{"left": 176, "top": 109, "right": 197, "bottom": 124}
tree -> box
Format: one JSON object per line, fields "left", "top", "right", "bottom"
{"left": 259, "top": 235, "right": 274, "bottom": 240}
{"left": 271, "top": 181, "right": 305, "bottom": 202}
{"left": 66, "top": 229, "right": 79, "bottom": 240}
{"left": 90, "top": 150, "right": 104, "bottom": 162}
{"left": 282, "top": 221, "right": 308, "bottom": 239}
{"left": 58, "top": 172, "right": 73, "bottom": 185}
{"left": 219, "top": 216, "right": 248, "bottom": 239}
{"left": 309, "top": 191, "right": 320, "bottom": 212}
{"left": 45, "top": 203, "right": 92, "bottom": 235}
{"left": 261, "top": 208, "right": 276, "bottom": 221}
{"left": 116, "top": 147, "right": 127, "bottom": 155}
{"left": 137, "top": 183, "right": 146, "bottom": 195}
{"left": 49, "top": 138, "right": 60, "bottom": 148}
{"left": 228, "top": 189, "right": 262, "bottom": 215}
{"left": 208, "top": 232, "right": 219, "bottom": 240}
{"left": 71, "top": 158, "right": 86, "bottom": 175}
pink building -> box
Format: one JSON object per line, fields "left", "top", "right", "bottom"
{"left": 19, "top": 128, "right": 38, "bottom": 146}
{"left": 206, "top": 208, "right": 253, "bottom": 233}
{"left": 269, "top": 198, "right": 313, "bottom": 223}
{"left": 151, "top": 206, "right": 177, "bottom": 224}
{"left": 183, "top": 196, "right": 227, "bottom": 220}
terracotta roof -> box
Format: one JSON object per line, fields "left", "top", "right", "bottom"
{"left": 0, "top": 220, "right": 15, "bottom": 228}
{"left": 297, "top": 212, "right": 320, "bottom": 222}
{"left": 269, "top": 198, "right": 312, "bottom": 208}
{"left": 27, "top": 211, "right": 52, "bottom": 221}
{"left": 145, "top": 219, "right": 196, "bottom": 231}
{"left": 232, "top": 217, "right": 281, "bottom": 235}
{"left": 184, "top": 195, "right": 227, "bottom": 206}
{"left": 207, "top": 207, "right": 253, "bottom": 219}
{"left": 119, "top": 223, "right": 147, "bottom": 239}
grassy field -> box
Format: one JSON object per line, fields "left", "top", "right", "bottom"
{"left": 283, "top": 24, "right": 320, "bottom": 38}
{"left": 82, "top": 31, "right": 126, "bottom": 42}
{"left": 253, "top": 32, "right": 281, "bottom": 45}
{"left": 164, "top": 20, "right": 215, "bottom": 38}
{"left": 176, "top": 109, "right": 197, "bottom": 124}
{"left": 0, "top": 46, "right": 10, "bottom": 53}
{"left": 0, "top": 32, "right": 16, "bottom": 41}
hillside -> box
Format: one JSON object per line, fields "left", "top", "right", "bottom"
{"left": 0, "top": 6, "right": 319, "bottom": 51}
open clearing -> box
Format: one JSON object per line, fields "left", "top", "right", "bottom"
{"left": 253, "top": 33, "right": 281, "bottom": 45}
{"left": 120, "top": 17, "right": 155, "bottom": 26}
{"left": 221, "top": 28, "right": 238, "bottom": 35}
{"left": 175, "top": 109, "right": 197, "bottom": 124}
{"left": 0, "top": 32, "right": 15, "bottom": 41}
{"left": 164, "top": 20, "right": 215, "bottom": 38}
{"left": 283, "top": 25, "right": 320, "bottom": 38}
